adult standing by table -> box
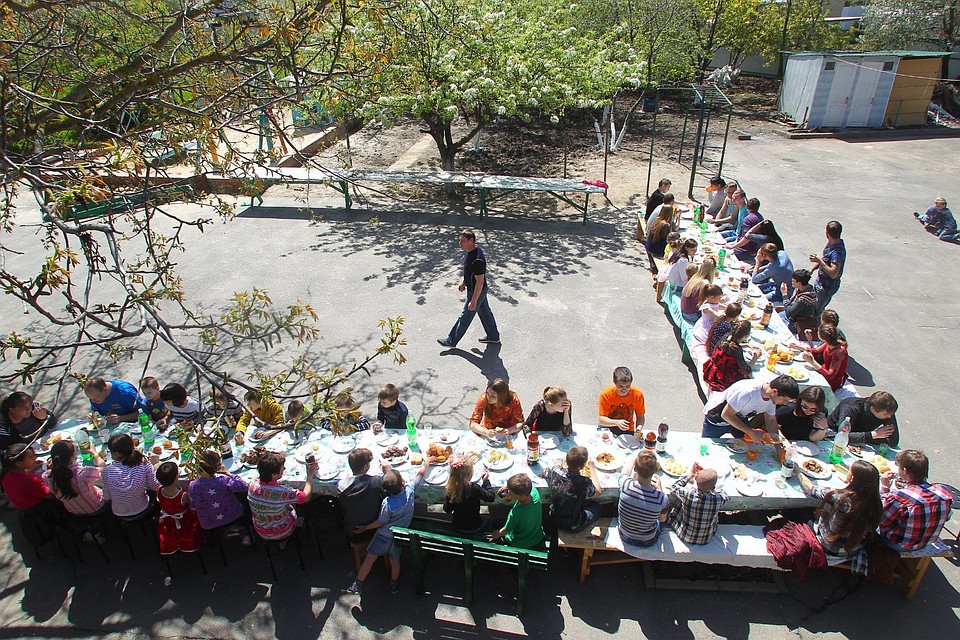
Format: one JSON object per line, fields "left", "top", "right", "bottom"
{"left": 0, "top": 391, "right": 56, "bottom": 450}
{"left": 438, "top": 228, "right": 500, "bottom": 348}
{"left": 828, "top": 391, "right": 900, "bottom": 447}
{"left": 83, "top": 377, "right": 146, "bottom": 425}
{"left": 915, "top": 196, "right": 958, "bottom": 243}
{"left": 701, "top": 376, "right": 799, "bottom": 440}
{"left": 598, "top": 366, "right": 646, "bottom": 435}
{"left": 810, "top": 221, "right": 846, "bottom": 315}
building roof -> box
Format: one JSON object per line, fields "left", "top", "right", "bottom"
{"left": 784, "top": 50, "right": 951, "bottom": 59}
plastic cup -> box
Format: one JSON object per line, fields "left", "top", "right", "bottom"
{"left": 781, "top": 461, "right": 795, "bottom": 478}
{"left": 877, "top": 442, "right": 890, "bottom": 457}
{"left": 746, "top": 449, "right": 758, "bottom": 462}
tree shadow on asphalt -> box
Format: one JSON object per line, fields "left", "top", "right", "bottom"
{"left": 237, "top": 204, "right": 642, "bottom": 308}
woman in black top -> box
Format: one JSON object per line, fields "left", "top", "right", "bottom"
{"left": 0, "top": 391, "right": 55, "bottom": 451}
{"left": 777, "top": 387, "right": 828, "bottom": 442}
{"left": 442, "top": 456, "right": 495, "bottom": 534}
{"left": 523, "top": 387, "right": 572, "bottom": 437}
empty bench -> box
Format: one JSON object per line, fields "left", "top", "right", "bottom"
{"left": 392, "top": 525, "right": 549, "bottom": 616}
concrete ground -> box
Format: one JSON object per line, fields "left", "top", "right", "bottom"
{"left": 1, "top": 130, "right": 959, "bottom": 638}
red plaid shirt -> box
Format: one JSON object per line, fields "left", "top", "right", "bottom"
{"left": 879, "top": 482, "right": 953, "bottom": 550}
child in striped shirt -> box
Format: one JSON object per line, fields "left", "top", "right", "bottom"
{"left": 617, "top": 450, "right": 669, "bottom": 547}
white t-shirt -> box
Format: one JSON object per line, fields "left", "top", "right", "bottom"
{"left": 666, "top": 256, "right": 690, "bottom": 289}
{"left": 165, "top": 397, "right": 205, "bottom": 423}
{"left": 704, "top": 379, "right": 775, "bottom": 422}
{"left": 692, "top": 302, "right": 722, "bottom": 344}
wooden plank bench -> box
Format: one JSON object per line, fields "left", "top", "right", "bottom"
{"left": 833, "top": 540, "right": 953, "bottom": 600}
{"left": 43, "top": 184, "right": 196, "bottom": 223}
{"left": 392, "top": 525, "right": 549, "bottom": 616}
{"left": 557, "top": 517, "right": 786, "bottom": 593}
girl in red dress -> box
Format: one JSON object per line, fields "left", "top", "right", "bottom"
{"left": 156, "top": 461, "right": 204, "bottom": 554}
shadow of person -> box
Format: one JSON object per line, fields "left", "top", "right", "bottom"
{"left": 845, "top": 355, "right": 875, "bottom": 387}
{"left": 440, "top": 343, "right": 508, "bottom": 383}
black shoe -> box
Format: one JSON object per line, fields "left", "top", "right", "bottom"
{"left": 346, "top": 579, "right": 362, "bottom": 594}
{"left": 389, "top": 579, "right": 400, "bottom": 594}
{"left": 437, "top": 339, "right": 456, "bottom": 348}
{"left": 478, "top": 337, "right": 500, "bottom": 344}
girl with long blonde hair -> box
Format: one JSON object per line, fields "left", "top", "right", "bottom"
{"left": 442, "top": 456, "right": 495, "bottom": 534}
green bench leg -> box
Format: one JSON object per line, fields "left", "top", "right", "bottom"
{"left": 478, "top": 190, "right": 487, "bottom": 218}
{"left": 411, "top": 535, "right": 426, "bottom": 597}
{"left": 582, "top": 193, "right": 590, "bottom": 225}
{"left": 340, "top": 180, "right": 352, "bottom": 210}
{"left": 517, "top": 553, "right": 529, "bottom": 617}
{"left": 463, "top": 543, "right": 475, "bottom": 606}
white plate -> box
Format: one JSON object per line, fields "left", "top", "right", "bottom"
{"left": 435, "top": 430, "right": 461, "bottom": 445}
{"left": 330, "top": 437, "right": 356, "bottom": 454}
{"left": 844, "top": 444, "right": 874, "bottom": 459}
{"left": 424, "top": 466, "right": 450, "bottom": 485}
{"left": 539, "top": 433, "right": 560, "bottom": 450}
{"left": 594, "top": 452, "right": 620, "bottom": 472}
{"left": 315, "top": 464, "right": 341, "bottom": 481}
{"left": 376, "top": 433, "right": 400, "bottom": 447}
{"left": 725, "top": 438, "right": 749, "bottom": 454}
{"left": 294, "top": 442, "right": 324, "bottom": 463}
{"left": 793, "top": 440, "right": 821, "bottom": 457}
{"left": 484, "top": 454, "right": 513, "bottom": 471}
{"left": 735, "top": 480, "right": 764, "bottom": 497}
{"left": 748, "top": 290, "right": 764, "bottom": 298}
{"left": 249, "top": 429, "right": 271, "bottom": 442}
{"left": 798, "top": 458, "right": 831, "bottom": 480}
{"left": 659, "top": 456, "right": 689, "bottom": 477}
{"left": 699, "top": 458, "right": 731, "bottom": 478}
{"left": 615, "top": 434, "right": 642, "bottom": 450}
{"left": 784, "top": 367, "right": 809, "bottom": 382}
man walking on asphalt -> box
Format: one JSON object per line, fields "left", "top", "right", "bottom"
{"left": 438, "top": 229, "right": 500, "bottom": 348}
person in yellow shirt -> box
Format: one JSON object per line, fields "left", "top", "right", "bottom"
{"left": 235, "top": 391, "right": 284, "bottom": 442}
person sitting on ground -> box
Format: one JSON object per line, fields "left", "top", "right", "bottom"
{"left": 160, "top": 382, "right": 205, "bottom": 426}
{"left": 702, "top": 376, "right": 799, "bottom": 439}
{"left": 489, "top": 473, "right": 546, "bottom": 549}
{"left": 799, "top": 460, "right": 881, "bottom": 573}
{"left": 189, "top": 449, "right": 251, "bottom": 542}
{"left": 703, "top": 320, "right": 758, "bottom": 392}
{"left": 102, "top": 433, "right": 161, "bottom": 519}
{"left": 704, "top": 176, "right": 727, "bottom": 218}
{"left": 706, "top": 302, "right": 743, "bottom": 353}
{"left": 680, "top": 258, "right": 717, "bottom": 324}
{"left": 348, "top": 457, "right": 430, "bottom": 594}
{"left": 444, "top": 455, "right": 496, "bottom": 535}
{"left": 644, "top": 178, "right": 672, "bottom": 223}
{"left": 728, "top": 200, "right": 768, "bottom": 264}
{"left": 692, "top": 284, "right": 726, "bottom": 343}
{"left": 879, "top": 449, "right": 953, "bottom": 551}
{"left": 663, "top": 238, "right": 699, "bottom": 293}
{"left": 1, "top": 444, "right": 67, "bottom": 547}
{"left": 828, "top": 391, "right": 900, "bottom": 447}
{"left": 84, "top": 376, "right": 146, "bottom": 425}
{"left": 469, "top": 378, "right": 524, "bottom": 438}
{"left": 140, "top": 377, "right": 168, "bottom": 425}
{"left": 776, "top": 386, "right": 828, "bottom": 442}
{"left": 644, "top": 203, "right": 677, "bottom": 260}
{"left": 598, "top": 366, "right": 646, "bottom": 435}
{"left": 0, "top": 391, "right": 56, "bottom": 450}
{"left": 523, "top": 386, "right": 573, "bottom": 437}
{"left": 376, "top": 383, "right": 409, "bottom": 429}
{"left": 667, "top": 463, "right": 728, "bottom": 545}
{"left": 800, "top": 324, "right": 848, "bottom": 393}
{"left": 779, "top": 268, "right": 818, "bottom": 335}
{"left": 543, "top": 446, "right": 602, "bottom": 533}
{"left": 43, "top": 439, "right": 108, "bottom": 517}
{"left": 247, "top": 451, "right": 317, "bottom": 546}
{"left": 338, "top": 448, "right": 388, "bottom": 546}
{"left": 915, "top": 196, "right": 958, "bottom": 243}
{"left": 752, "top": 242, "right": 794, "bottom": 303}
{"left": 236, "top": 390, "right": 285, "bottom": 442}
{"left": 617, "top": 449, "right": 669, "bottom": 547}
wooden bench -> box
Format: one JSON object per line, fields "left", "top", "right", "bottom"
{"left": 43, "top": 184, "right": 196, "bottom": 223}
{"left": 557, "top": 518, "right": 786, "bottom": 593}
{"left": 833, "top": 539, "right": 953, "bottom": 600}
{"left": 392, "top": 525, "right": 549, "bottom": 616}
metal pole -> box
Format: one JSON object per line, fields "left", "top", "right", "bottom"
{"left": 679, "top": 97, "right": 691, "bottom": 164}
{"left": 718, "top": 106, "right": 732, "bottom": 177}
{"left": 688, "top": 97, "right": 706, "bottom": 200}
{"left": 645, "top": 89, "right": 659, "bottom": 200}
{"left": 778, "top": 0, "right": 793, "bottom": 79}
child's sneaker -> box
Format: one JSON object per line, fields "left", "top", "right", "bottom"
{"left": 346, "top": 580, "right": 362, "bottom": 595}
{"left": 240, "top": 534, "right": 252, "bottom": 547}
{"left": 389, "top": 580, "right": 400, "bottom": 594}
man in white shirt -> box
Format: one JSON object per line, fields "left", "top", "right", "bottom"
{"left": 702, "top": 376, "right": 799, "bottom": 439}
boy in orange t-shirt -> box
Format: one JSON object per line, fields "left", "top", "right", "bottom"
{"left": 598, "top": 367, "right": 646, "bottom": 434}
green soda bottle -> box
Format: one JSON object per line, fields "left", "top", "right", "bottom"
{"left": 718, "top": 248, "right": 726, "bottom": 269}
{"left": 405, "top": 416, "right": 418, "bottom": 450}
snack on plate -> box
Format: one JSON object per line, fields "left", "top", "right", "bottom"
{"left": 410, "top": 453, "right": 424, "bottom": 465}
{"left": 732, "top": 463, "right": 749, "bottom": 479}
{"left": 163, "top": 441, "right": 174, "bottom": 450}
{"left": 487, "top": 450, "right": 508, "bottom": 463}
{"left": 745, "top": 298, "right": 756, "bottom": 308}
{"left": 43, "top": 434, "right": 62, "bottom": 448}
{"left": 848, "top": 445, "right": 862, "bottom": 457}
{"left": 382, "top": 445, "right": 409, "bottom": 462}
{"left": 152, "top": 446, "right": 163, "bottom": 455}
{"left": 240, "top": 445, "right": 268, "bottom": 465}
{"left": 764, "top": 340, "right": 778, "bottom": 352}
{"left": 777, "top": 349, "right": 794, "bottom": 363}
{"left": 426, "top": 443, "right": 454, "bottom": 463}
{"left": 803, "top": 459, "right": 823, "bottom": 474}
{"left": 786, "top": 366, "right": 807, "bottom": 380}
{"left": 661, "top": 458, "right": 687, "bottom": 476}
{"left": 596, "top": 452, "right": 614, "bottom": 464}
{"left": 869, "top": 455, "right": 891, "bottom": 474}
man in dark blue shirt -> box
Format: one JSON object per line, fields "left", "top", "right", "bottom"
{"left": 915, "top": 197, "right": 958, "bottom": 243}
{"left": 810, "top": 220, "right": 846, "bottom": 315}
{"left": 438, "top": 228, "right": 500, "bottom": 348}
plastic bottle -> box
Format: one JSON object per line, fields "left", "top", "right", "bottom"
{"left": 74, "top": 429, "right": 94, "bottom": 464}
{"left": 766, "top": 350, "right": 779, "bottom": 372}
{"left": 656, "top": 419, "right": 668, "bottom": 453}
{"left": 717, "top": 248, "right": 726, "bottom": 269}
{"left": 760, "top": 302, "right": 773, "bottom": 329}
{"left": 138, "top": 409, "right": 150, "bottom": 431}
{"left": 830, "top": 417, "right": 850, "bottom": 464}
{"left": 406, "top": 416, "right": 418, "bottom": 449}
{"left": 526, "top": 423, "right": 540, "bottom": 464}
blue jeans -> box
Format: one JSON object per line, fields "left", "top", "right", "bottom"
{"left": 814, "top": 281, "right": 839, "bottom": 315}
{"left": 621, "top": 522, "right": 661, "bottom": 547}
{"left": 681, "top": 311, "right": 701, "bottom": 324}
{"left": 721, "top": 230, "right": 738, "bottom": 242}
{"left": 446, "top": 287, "right": 499, "bottom": 345}
{"left": 702, "top": 417, "right": 735, "bottom": 438}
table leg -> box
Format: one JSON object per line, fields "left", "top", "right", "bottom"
{"left": 478, "top": 189, "right": 487, "bottom": 218}
{"left": 579, "top": 547, "right": 593, "bottom": 583}
{"left": 582, "top": 194, "right": 590, "bottom": 225}
{"left": 340, "top": 180, "right": 352, "bottom": 210}
{"left": 903, "top": 556, "right": 932, "bottom": 600}
{"left": 464, "top": 544, "right": 475, "bottom": 606}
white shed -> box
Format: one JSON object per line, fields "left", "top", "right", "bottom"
{"left": 779, "top": 51, "right": 948, "bottom": 129}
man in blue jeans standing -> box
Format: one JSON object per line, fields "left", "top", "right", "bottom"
{"left": 438, "top": 228, "right": 500, "bottom": 348}
{"left": 810, "top": 220, "right": 845, "bottom": 315}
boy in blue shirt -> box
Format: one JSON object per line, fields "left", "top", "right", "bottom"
{"left": 140, "top": 376, "right": 168, "bottom": 425}
{"left": 347, "top": 458, "right": 429, "bottom": 594}
{"left": 376, "top": 383, "right": 409, "bottom": 429}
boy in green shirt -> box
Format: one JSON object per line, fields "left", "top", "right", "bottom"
{"left": 489, "top": 474, "right": 545, "bottom": 549}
